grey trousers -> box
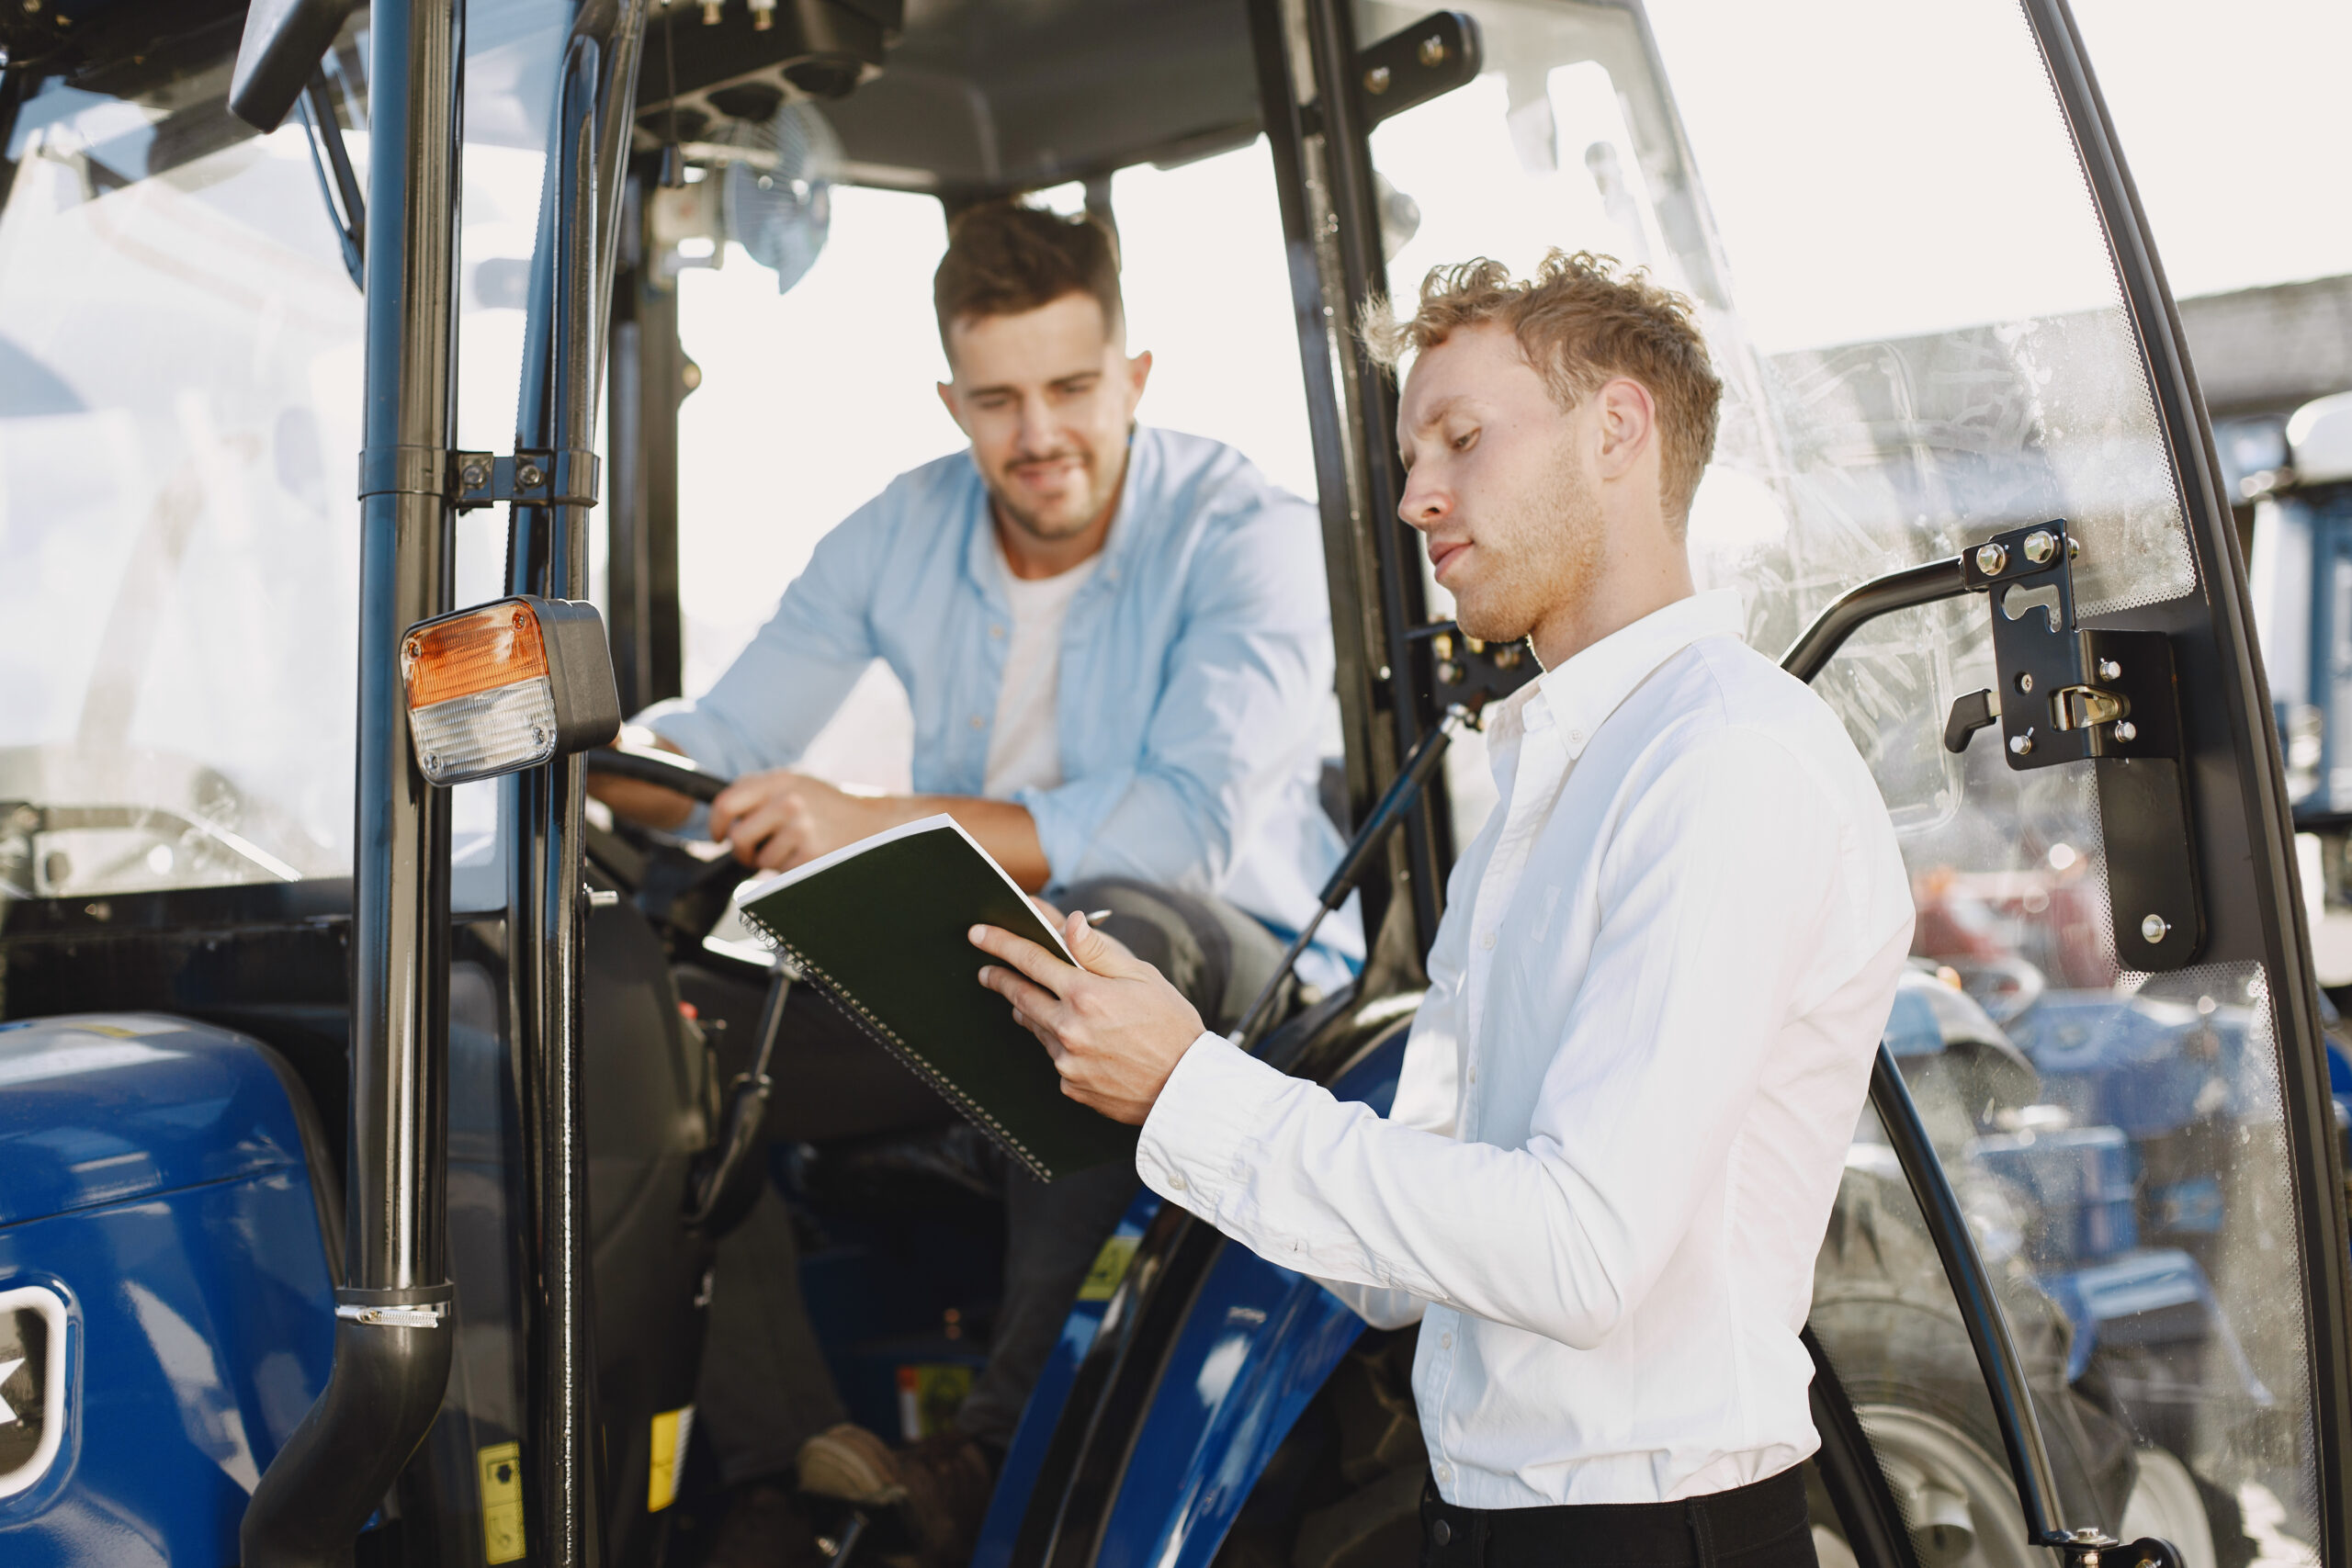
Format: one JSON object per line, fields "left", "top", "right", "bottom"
{"left": 695, "top": 877, "right": 1292, "bottom": 1483}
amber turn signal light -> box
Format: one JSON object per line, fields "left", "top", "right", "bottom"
{"left": 401, "top": 596, "right": 621, "bottom": 786}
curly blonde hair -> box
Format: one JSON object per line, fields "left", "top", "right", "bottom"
{"left": 1363, "top": 251, "right": 1722, "bottom": 529}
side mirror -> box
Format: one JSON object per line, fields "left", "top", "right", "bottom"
{"left": 401, "top": 598, "right": 623, "bottom": 787}
{"left": 230, "top": 0, "right": 358, "bottom": 132}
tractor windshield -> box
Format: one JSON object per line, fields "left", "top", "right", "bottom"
{"left": 0, "top": 1, "right": 567, "bottom": 904}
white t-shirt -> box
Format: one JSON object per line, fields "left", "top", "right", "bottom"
{"left": 981, "top": 547, "right": 1102, "bottom": 798}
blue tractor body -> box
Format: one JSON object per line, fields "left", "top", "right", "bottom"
{"left": 0, "top": 1015, "right": 336, "bottom": 1562}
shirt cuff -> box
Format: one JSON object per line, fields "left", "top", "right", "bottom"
{"left": 1136, "top": 1030, "right": 1296, "bottom": 1218}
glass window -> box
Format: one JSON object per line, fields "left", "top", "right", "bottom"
{"left": 1357, "top": 0, "right": 2317, "bottom": 1560}
{"left": 0, "top": 1, "right": 571, "bottom": 900}
{"left": 668, "top": 136, "right": 1328, "bottom": 789}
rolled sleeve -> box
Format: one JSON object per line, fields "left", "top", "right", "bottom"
{"left": 637, "top": 500, "right": 888, "bottom": 780}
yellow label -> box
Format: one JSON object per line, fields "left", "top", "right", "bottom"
{"left": 478, "top": 1442, "right": 526, "bottom": 1564}
{"left": 1076, "top": 1234, "right": 1138, "bottom": 1302}
{"left": 648, "top": 1405, "right": 695, "bottom": 1512}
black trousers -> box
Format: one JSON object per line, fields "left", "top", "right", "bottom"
{"left": 694, "top": 876, "right": 1290, "bottom": 1483}
{"left": 1419, "top": 1468, "right": 1818, "bottom": 1568}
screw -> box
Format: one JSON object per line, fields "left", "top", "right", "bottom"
{"left": 2114, "top": 720, "right": 2137, "bottom": 742}
{"left": 517, "top": 462, "right": 547, "bottom": 489}
{"left": 700, "top": 0, "right": 720, "bottom": 20}
{"left": 532, "top": 727, "right": 548, "bottom": 746}
{"left": 1364, "top": 64, "right": 1392, "bottom": 94}
{"left": 2017, "top": 671, "right": 2034, "bottom": 694}
{"left": 2009, "top": 732, "right": 2034, "bottom": 756}
{"left": 1976, "top": 542, "right": 2008, "bottom": 576}
{"left": 2097, "top": 657, "right": 2121, "bottom": 681}
{"left": 2023, "top": 529, "right": 2057, "bottom": 565}
{"left": 1419, "top": 34, "right": 1448, "bottom": 65}
{"left": 2069, "top": 535, "right": 2081, "bottom": 559}
{"left": 459, "top": 459, "right": 489, "bottom": 490}
{"left": 2143, "top": 913, "right": 2170, "bottom": 943}
{"left": 425, "top": 752, "right": 440, "bottom": 772}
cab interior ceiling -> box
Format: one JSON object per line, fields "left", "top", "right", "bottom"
{"left": 639, "top": 0, "right": 1265, "bottom": 198}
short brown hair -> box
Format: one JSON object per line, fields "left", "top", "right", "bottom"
{"left": 934, "top": 200, "right": 1124, "bottom": 355}
{"left": 1363, "top": 251, "right": 1722, "bottom": 528}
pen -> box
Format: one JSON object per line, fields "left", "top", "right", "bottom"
{"left": 1086, "top": 909, "right": 1114, "bottom": 927}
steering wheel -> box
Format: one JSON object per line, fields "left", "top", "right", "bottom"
{"left": 582, "top": 746, "right": 754, "bottom": 949}
{"left": 584, "top": 743, "right": 732, "bottom": 805}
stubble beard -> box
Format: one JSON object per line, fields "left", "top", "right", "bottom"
{"left": 989, "top": 449, "right": 1108, "bottom": 545}
{"left": 1452, "top": 446, "right": 1604, "bottom": 650}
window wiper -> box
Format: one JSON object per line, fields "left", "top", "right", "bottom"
{"left": 0, "top": 801, "right": 302, "bottom": 897}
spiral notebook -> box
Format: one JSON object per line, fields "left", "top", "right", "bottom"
{"left": 731, "top": 815, "right": 1140, "bottom": 1182}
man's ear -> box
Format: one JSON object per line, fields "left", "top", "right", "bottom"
{"left": 1125, "top": 348, "right": 1153, "bottom": 412}
{"left": 936, "top": 379, "right": 969, "bottom": 435}
{"left": 1593, "top": 376, "right": 1657, "bottom": 482}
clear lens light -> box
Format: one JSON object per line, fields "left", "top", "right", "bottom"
{"left": 402, "top": 601, "right": 559, "bottom": 786}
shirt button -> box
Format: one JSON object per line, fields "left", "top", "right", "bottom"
{"left": 1441, "top": 1332, "right": 1453, "bottom": 1348}
{"left": 1467, "top": 1068, "right": 1476, "bottom": 1085}
{"left": 989, "top": 625, "right": 1005, "bottom": 639}
{"left": 970, "top": 715, "right": 986, "bottom": 730}
{"left": 1479, "top": 931, "right": 1497, "bottom": 951}
{"left": 1436, "top": 1463, "right": 1453, "bottom": 1484}
{"left": 1568, "top": 730, "right": 1584, "bottom": 747}
{"left": 1167, "top": 1172, "right": 1187, "bottom": 1191}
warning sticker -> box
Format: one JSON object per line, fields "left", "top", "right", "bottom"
{"left": 649, "top": 1405, "right": 695, "bottom": 1512}
{"left": 1076, "top": 1234, "right": 1138, "bottom": 1302}
{"left": 478, "top": 1442, "right": 525, "bottom": 1564}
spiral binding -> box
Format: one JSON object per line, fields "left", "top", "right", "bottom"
{"left": 739, "top": 911, "right": 1054, "bottom": 1182}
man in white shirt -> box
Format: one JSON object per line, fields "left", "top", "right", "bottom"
{"left": 972, "top": 250, "right": 1915, "bottom": 1566}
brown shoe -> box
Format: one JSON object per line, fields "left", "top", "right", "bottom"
{"left": 704, "top": 1480, "right": 828, "bottom": 1568}
{"left": 796, "top": 1424, "right": 995, "bottom": 1567}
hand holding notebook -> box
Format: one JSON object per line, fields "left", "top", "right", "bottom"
{"left": 732, "top": 814, "right": 1157, "bottom": 1181}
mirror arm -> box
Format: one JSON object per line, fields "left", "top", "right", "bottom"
{"left": 297, "top": 69, "right": 367, "bottom": 290}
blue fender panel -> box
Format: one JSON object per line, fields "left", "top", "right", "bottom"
{"left": 0, "top": 1015, "right": 337, "bottom": 1563}
{"left": 974, "top": 1030, "right": 1408, "bottom": 1568}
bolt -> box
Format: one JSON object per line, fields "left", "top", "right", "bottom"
{"left": 1364, "top": 64, "right": 1392, "bottom": 94}
{"left": 459, "top": 459, "right": 489, "bottom": 490}
{"left": 2114, "top": 720, "right": 2138, "bottom": 742}
{"left": 2068, "top": 535, "right": 2081, "bottom": 560}
{"left": 2143, "top": 913, "right": 2170, "bottom": 943}
{"left": 532, "top": 727, "right": 548, "bottom": 746}
{"left": 2009, "top": 732, "right": 2034, "bottom": 756}
{"left": 2023, "top": 528, "right": 2057, "bottom": 564}
{"left": 1419, "top": 34, "right": 1448, "bottom": 65}
{"left": 2017, "top": 671, "right": 2035, "bottom": 694}
{"left": 700, "top": 0, "right": 720, "bottom": 20}
{"left": 2097, "top": 657, "right": 2121, "bottom": 681}
{"left": 425, "top": 752, "right": 440, "bottom": 773}
{"left": 516, "top": 462, "right": 546, "bottom": 489}
{"left": 1976, "top": 542, "right": 2008, "bottom": 576}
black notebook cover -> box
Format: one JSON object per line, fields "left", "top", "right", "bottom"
{"left": 733, "top": 815, "right": 1140, "bottom": 1181}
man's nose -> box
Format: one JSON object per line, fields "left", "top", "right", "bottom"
{"left": 1015, "top": 394, "right": 1060, "bottom": 456}
{"left": 1397, "top": 472, "right": 1449, "bottom": 529}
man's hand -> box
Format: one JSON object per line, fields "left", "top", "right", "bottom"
{"left": 708, "top": 770, "right": 887, "bottom": 871}
{"left": 971, "top": 909, "right": 1207, "bottom": 1124}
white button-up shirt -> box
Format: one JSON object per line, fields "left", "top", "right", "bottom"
{"left": 1136, "top": 590, "right": 1914, "bottom": 1508}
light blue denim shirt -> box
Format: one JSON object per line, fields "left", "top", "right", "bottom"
{"left": 639, "top": 425, "right": 1362, "bottom": 980}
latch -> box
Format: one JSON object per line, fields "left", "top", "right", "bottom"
{"left": 1944, "top": 521, "right": 2202, "bottom": 971}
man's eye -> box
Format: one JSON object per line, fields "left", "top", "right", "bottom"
{"left": 1452, "top": 430, "right": 1477, "bottom": 452}
{"left": 1053, "top": 379, "right": 1100, "bottom": 400}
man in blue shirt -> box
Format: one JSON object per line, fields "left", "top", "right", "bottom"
{"left": 594, "top": 199, "right": 1351, "bottom": 1565}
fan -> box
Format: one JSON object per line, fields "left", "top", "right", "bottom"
{"left": 717, "top": 100, "right": 842, "bottom": 294}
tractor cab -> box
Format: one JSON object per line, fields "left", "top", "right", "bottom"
{"left": 0, "top": 1, "right": 2346, "bottom": 1566}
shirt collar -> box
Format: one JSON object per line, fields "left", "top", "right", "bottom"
{"left": 1483, "top": 589, "right": 1747, "bottom": 761}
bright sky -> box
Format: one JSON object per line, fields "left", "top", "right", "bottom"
{"left": 669, "top": 0, "right": 2352, "bottom": 781}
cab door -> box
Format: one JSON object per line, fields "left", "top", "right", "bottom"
{"left": 1258, "top": 0, "right": 2351, "bottom": 1562}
